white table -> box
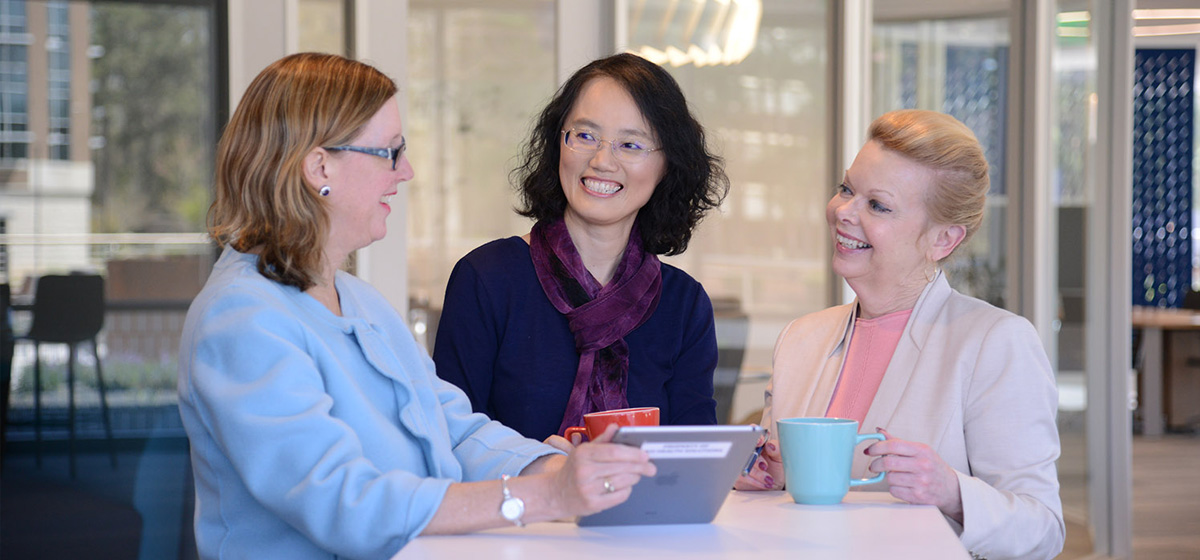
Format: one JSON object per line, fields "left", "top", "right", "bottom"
{"left": 394, "top": 491, "right": 969, "bottom": 559}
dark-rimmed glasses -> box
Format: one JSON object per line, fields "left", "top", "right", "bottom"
{"left": 561, "top": 128, "right": 660, "bottom": 164}
{"left": 324, "top": 137, "right": 406, "bottom": 170}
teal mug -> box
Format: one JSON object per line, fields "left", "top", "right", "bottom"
{"left": 777, "top": 417, "right": 886, "bottom": 505}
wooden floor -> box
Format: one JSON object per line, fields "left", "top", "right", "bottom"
{"left": 1129, "top": 435, "right": 1200, "bottom": 558}
{"left": 1057, "top": 433, "right": 1200, "bottom": 559}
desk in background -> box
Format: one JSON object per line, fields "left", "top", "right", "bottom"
{"left": 394, "top": 491, "right": 968, "bottom": 560}
{"left": 1132, "top": 306, "right": 1200, "bottom": 436}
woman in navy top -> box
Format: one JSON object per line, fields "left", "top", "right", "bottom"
{"left": 434, "top": 53, "right": 730, "bottom": 443}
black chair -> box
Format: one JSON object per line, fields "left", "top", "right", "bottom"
{"left": 1183, "top": 289, "right": 1200, "bottom": 310}
{"left": 21, "top": 274, "right": 117, "bottom": 477}
{"left": 713, "top": 298, "right": 750, "bottom": 425}
{"left": 1, "top": 283, "right": 14, "bottom": 463}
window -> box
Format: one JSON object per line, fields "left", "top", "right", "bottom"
{"left": 873, "top": 15, "right": 1011, "bottom": 308}
{"left": 0, "top": 0, "right": 29, "bottom": 162}
{"left": 405, "top": 0, "right": 557, "bottom": 349}
{"left": 2, "top": 0, "right": 221, "bottom": 439}
{"left": 621, "top": 0, "right": 833, "bottom": 387}
{"left": 46, "top": 1, "right": 69, "bottom": 160}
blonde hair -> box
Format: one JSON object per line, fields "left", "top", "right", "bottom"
{"left": 208, "top": 52, "right": 397, "bottom": 289}
{"left": 867, "top": 110, "right": 989, "bottom": 255}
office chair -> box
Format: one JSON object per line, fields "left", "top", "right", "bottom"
{"left": 713, "top": 298, "right": 749, "bottom": 425}
{"left": 1183, "top": 289, "right": 1200, "bottom": 310}
{"left": 22, "top": 274, "right": 117, "bottom": 477}
{"left": 1, "top": 283, "right": 13, "bottom": 463}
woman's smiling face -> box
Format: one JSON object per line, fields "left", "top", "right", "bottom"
{"left": 322, "top": 96, "right": 413, "bottom": 259}
{"left": 826, "top": 139, "right": 942, "bottom": 300}
{"left": 558, "top": 76, "right": 665, "bottom": 237}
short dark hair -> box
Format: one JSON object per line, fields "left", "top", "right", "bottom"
{"left": 512, "top": 53, "right": 729, "bottom": 256}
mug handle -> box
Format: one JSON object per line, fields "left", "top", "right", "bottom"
{"left": 850, "top": 433, "right": 887, "bottom": 486}
{"left": 564, "top": 426, "right": 589, "bottom": 443}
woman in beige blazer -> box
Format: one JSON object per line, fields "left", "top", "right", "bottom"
{"left": 737, "top": 110, "right": 1064, "bottom": 560}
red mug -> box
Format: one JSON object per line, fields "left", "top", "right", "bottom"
{"left": 564, "top": 407, "right": 660, "bottom": 442}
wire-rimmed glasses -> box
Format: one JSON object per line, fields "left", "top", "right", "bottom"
{"left": 324, "top": 137, "right": 406, "bottom": 170}
{"left": 561, "top": 128, "right": 660, "bottom": 164}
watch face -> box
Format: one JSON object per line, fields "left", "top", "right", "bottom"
{"left": 501, "top": 497, "right": 525, "bottom": 521}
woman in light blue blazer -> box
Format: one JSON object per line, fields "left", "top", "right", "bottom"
{"left": 178, "top": 53, "right": 655, "bottom": 560}
{"left": 737, "top": 110, "right": 1063, "bottom": 560}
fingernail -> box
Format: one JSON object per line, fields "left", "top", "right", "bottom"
{"left": 758, "top": 461, "right": 768, "bottom": 471}
{"left": 863, "top": 447, "right": 870, "bottom": 455}
{"left": 764, "top": 475, "right": 775, "bottom": 488}
{"left": 767, "top": 443, "right": 776, "bottom": 451}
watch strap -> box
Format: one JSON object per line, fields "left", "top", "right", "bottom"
{"left": 499, "top": 474, "right": 525, "bottom": 527}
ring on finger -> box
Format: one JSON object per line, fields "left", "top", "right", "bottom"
{"left": 603, "top": 478, "right": 615, "bottom": 494}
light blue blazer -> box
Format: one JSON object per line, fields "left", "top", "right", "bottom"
{"left": 178, "top": 248, "right": 559, "bottom": 559}
{"left": 763, "top": 272, "right": 1065, "bottom": 560}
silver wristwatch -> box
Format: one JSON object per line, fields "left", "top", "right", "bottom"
{"left": 499, "top": 474, "right": 525, "bottom": 527}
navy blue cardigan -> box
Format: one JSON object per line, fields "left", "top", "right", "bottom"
{"left": 433, "top": 237, "right": 718, "bottom": 441}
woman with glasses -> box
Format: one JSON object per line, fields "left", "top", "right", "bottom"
{"left": 178, "top": 53, "right": 656, "bottom": 559}
{"left": 433, "top": 53, "right": 730, "bottom": 445}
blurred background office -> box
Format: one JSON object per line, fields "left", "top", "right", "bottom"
{"left": 1, "top": 1, "right": 1197, "bottom": 558}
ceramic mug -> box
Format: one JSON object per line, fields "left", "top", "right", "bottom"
{"left": 777, "top": 417, "right": 886, "bottom": 505}
{"left": 564, "top": 407, "right": 660, "bottom": 442}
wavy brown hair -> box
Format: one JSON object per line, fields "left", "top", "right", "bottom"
{"left": 512, "top": 53, "right": 729, "bottom": 255}
{"left": 208, "top": 52, "right": 397, "bottom": 289}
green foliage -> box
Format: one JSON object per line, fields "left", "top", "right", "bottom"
{"left": 89, "top": 3, "right": 215, "bottom": 234}
{"left": 14, "top": 354, "right": 177, "bottom": 394}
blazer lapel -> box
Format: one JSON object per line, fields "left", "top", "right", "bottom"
{"left": 806, "top": 307, "right": 856, "bottom": 417}
{"left": 861, "top": 273, "right": 953, "bottom": 434}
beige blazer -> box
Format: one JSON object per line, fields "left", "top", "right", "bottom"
{"left": 763, "top": 272, "right": 1065, "bottom": 560}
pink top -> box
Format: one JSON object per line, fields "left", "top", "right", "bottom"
{"left": 825, "top": 308, "right": 913, "bottom": 426}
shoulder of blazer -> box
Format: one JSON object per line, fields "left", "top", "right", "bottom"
{"left": 908, "top": 275, "right": 1028, "bottom": 350}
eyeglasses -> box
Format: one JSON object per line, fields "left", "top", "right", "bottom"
{"left": 561, "top": 128, "right": 660, "bottom": 164}
{"left": 324, "top": 137, "right": 406, "bottom": 170}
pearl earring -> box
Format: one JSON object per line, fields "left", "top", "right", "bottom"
{"left": 319, "top": 185, "right": 331, "bottom": 197}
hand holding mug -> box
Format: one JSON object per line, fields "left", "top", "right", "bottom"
{"left": 777, "top": 417, "right": 886, "bottom": 505}
{"left": 866, "top": 428, "right": 963, "bottom": 523}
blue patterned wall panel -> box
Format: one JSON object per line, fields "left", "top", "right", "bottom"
{"left": 894, "top": 43, "right": 1009, "bottom": 195}
{"left": 944, "top": 45, "right": 1009, "bottom": 196}
{"left": 1133, "top": 49, "right": 1194, "bottom": 308}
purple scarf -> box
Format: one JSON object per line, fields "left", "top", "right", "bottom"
{"left": 530, "top": 219, "right": 662, "bottom": 436}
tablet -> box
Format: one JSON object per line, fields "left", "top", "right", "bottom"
{"left": 577, "top": 424, "right": 764, "bottom": 526}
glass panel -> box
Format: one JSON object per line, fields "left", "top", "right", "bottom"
{"left": 90, "top": 2, "right": 215, "bottom": 235}
{"left": 2, "top": 0, "right": 217, "bottom": 423}
{"left": 875, "top": 3, "right": 1100, "bottom": 556}
{"left": 872, "top": 16, "right": 1010, "bottom": 307}
{"left": 406, "top": 0, "right": 556, "bottom": 347}
{"left": 621, "top": 0, "right": 831, "bottom": 423}
{"left": 298, "top": 0, "right": 346, "bottom": 55}
{"left": 1053, "top": 1, "right": 1095, "bottom": 556}
{"left": 1, "top": 2, "right": 218, "bottom": 558}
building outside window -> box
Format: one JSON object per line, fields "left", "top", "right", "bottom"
{"left": 46, "top": 0, "right": 68, "bottom": 161}
{"left": 0, "top": 0, "right": 30, "bottom": 162}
